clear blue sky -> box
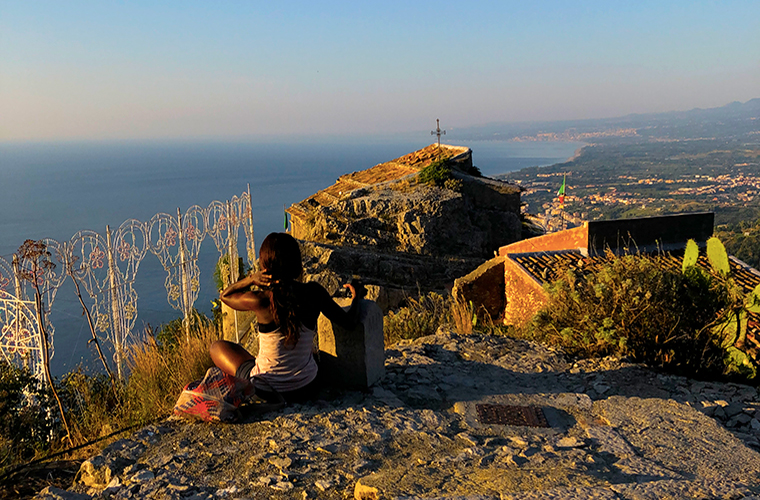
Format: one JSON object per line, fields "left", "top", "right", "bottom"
{"left": 2, "top": 0, "right": 758, "bottom": 141}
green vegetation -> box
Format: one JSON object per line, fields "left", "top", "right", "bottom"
{"left": 525, "top": 251, "right": 728, "bottom": 377}
{"left": 213, "top": 254, "right": 248, "bottom": 292}
{"left": 122, "top": 323, "right": 215, "bottom": 425}
{"left": 384, "top": 292, "right": 452, "bottom": 345}
{"left": 155, "top": 308, "right": 215, "bottom": 350}
{"left": 698, "top": 237, "right": 760, "bottom": 379}
{"left": 521, "top": 239, "right": 760, "bottom": 382}
{"left": 715, "top": 216, "right": 760, "bottom": 269}
{"left": 418, "top": 160, "right": 455, "bottom": 188}
{"left": 417, "top": 160, "right": 480, "bottom": 191}
{"left": 0, "top": 363, "right": 54, "bottom": 472}
{"left": 383, "top": 291, "right": 487, "bottom": 345}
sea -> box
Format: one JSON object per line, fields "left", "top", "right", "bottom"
{"left": 0, "top": 135, "right": 583, "bottom": 376}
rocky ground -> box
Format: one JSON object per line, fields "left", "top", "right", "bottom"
{"left": 35, "top": 329, "right": 760, "bottom": 500}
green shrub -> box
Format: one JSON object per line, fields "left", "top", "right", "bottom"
{"left": 0, "top": 363, "right": 55, "bottom": 473}
{"left": 526, "top": 252, "right": 730, "bottom": 378}
{"left": 418, "top": 160, "right": 453, "bottom": 187}
{"left": 155, "top": 308, "right": 215, "bottom": 351}
{"left": 213, "top": 255, "right": 248, "bottom": 292}
{"left": 692, "top": 237, "right": 760, "bottom": 379}
{"left": 57, "top": 368, "right": 122, "bottom": 443}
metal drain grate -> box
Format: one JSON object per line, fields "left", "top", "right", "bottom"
{"left": 475, "top": 404, "right": 550, "bottom": 427}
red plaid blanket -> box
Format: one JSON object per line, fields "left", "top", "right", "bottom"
{"left": 173, "top": 367, "right": 252, "bottom": 422}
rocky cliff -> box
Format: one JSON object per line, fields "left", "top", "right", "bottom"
{"left": 287, "top": 144, "right": 522, "bottom": 307}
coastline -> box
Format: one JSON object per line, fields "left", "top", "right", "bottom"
{"left": 566, "top": 144, "right": 588, "bottom": 162}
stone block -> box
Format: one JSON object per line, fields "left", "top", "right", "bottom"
{"left": 318, "top": 299, "right": 384, "bottom": 390}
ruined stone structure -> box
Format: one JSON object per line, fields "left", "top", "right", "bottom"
{"left": 287, "top": 144, "right": 523, "bottom": 309}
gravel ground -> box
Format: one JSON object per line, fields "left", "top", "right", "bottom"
{"left": 35, "top": 329, "right": 760, "bottom": 499}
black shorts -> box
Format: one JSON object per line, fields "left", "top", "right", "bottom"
{"left": 235, "top": 359, "right": 318, "bottom": 404}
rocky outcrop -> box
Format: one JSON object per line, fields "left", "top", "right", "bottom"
{"left": 300, "top": 175, "right": 520, "bottom": 258}
{"left": 300, "top": 241, "right": 485, "bottom": 311}
{"left": 46, "top": 330, "right": 760, "bottom": 499}
{"left": 286, "top": 144, "right": 522, "bottom": 307}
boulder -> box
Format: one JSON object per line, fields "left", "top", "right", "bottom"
{"left": 75, "top": 455, "right": 113, "bottom": 489}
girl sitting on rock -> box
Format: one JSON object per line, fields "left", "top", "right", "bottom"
{"left": 210, "top": 232, "right": 365, "bottom": 403}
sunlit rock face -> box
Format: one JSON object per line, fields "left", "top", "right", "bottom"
{"left": 286, "top": 144, "right": 522, "bottom": 307}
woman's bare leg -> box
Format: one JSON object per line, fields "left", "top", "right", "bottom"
{"left": 209, "top": 340, "right": 254, "bottom": 377}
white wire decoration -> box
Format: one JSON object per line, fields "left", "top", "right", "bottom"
{"left": 66, "top": 219, "right": 149, "bottom": 380}
{"left": 148, "top": 206, "right": 206, "bottom": 341}
{"left": 36, "top": 238, "right": 68, "bottom": 363}
{"left": 0, "top": 290, "right": 43, "bottom": 379}
{"left": 0, "top": 189, "right": 257, "bottom": 381}
{"left": 0, "top": 255, "right": 45, "bottom": 379}
{"left": 0, "top": 240, "right": 67, "bottom": 380}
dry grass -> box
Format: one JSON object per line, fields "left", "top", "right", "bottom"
{"left": 0, "top": 321, "right": 220, "bottom": 477}
{"left": 123, "top": 325, "right": 218, "bottom": 424}
{"left": 450, "top": 296, "right": 474, "bottom": 336}
{"left": 383, "top": 291, "right": 500, "bottom": 344}
{"left": 383, "top": 292, "right": 452, "bottom": 345}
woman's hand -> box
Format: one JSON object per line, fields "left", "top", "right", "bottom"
{"left": 247, "top": 270, "right": 277, "bottom": 288}
{"left": 343, "top": 279, "right": 367, "bottom": 301}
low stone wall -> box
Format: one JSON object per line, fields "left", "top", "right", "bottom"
{"left": 452, "top": 256, "right": 507, "bottom": 321}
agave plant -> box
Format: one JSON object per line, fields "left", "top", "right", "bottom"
{"left": 684, "top": 237, "right": 760, "bottom": 379}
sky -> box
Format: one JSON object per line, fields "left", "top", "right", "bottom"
{"left": 1, "top": 0, "right": 759, "bottom": 142}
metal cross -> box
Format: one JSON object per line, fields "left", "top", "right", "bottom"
{"left": 431, "top": 119, "right": 446, "bottom": 147}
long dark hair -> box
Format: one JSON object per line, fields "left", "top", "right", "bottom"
{"left": 259, "top": 233, "right": 303, "bottom": 345}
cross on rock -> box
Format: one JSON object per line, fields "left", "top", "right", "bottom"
{"left": 431, "top": 119, "right": 446, "bottom": 147}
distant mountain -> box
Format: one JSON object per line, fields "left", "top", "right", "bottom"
{"left": 452, "top": 98, "right": 760, "bottom": 143}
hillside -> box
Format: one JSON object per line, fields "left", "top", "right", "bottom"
{"left": 453, "top": 98, "right": 760, "bottom": 143}
{"left": 502, "top": 137, "right": 760, "bottom": 233}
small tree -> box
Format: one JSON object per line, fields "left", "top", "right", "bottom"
{"left": 16, "top": 239, "right": 73, "bottom": 447}
{"left": 61, "top": 251, "right": 119, "bottom": 397}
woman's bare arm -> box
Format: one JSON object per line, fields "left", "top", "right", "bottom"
{"left": 219, "top": 272, "right": 273, "bottom": 313}
{"left": 316, "top": 280, "right": 367, "bottom": 329}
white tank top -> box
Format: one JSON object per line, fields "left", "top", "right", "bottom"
{"left": 251, "top": 325, "right": 317, "bottom": 392}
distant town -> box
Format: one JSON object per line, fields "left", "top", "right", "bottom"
{"left": 498, "top": 116, "right": 760, "bottom": 265}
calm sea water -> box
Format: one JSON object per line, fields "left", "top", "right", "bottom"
{"left": 0, "top": 136, "right": 582, "bottom": 375}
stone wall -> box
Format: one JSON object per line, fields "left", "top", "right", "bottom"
{"left": 452, "top": 256, "right": 507, "bottom": 321}
{"left": 499, "top": 225, "right": 588, "bottom": 256}
{"left": 301, "top": 241, "right": 484, "bottom": 312}
{"left": 503, "top": 257, "right": 549, "bottom": 327}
